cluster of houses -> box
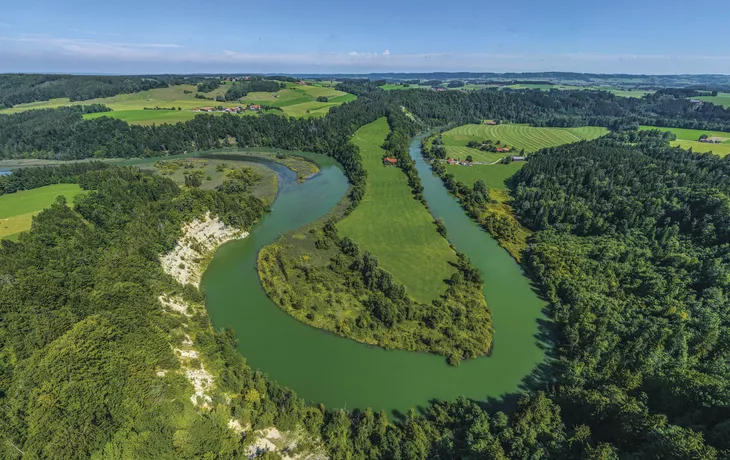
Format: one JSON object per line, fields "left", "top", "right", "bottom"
{"left": 194, "top": 105, "right": 261, "bottom": 113}
{"left": 699, "top": 138, "right": 720, "bottom": 144}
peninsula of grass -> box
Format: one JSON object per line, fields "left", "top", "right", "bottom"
{"left": 639, "top": 125, "right": 730, "bottom": 157}
{"left": 440, "top": 124, "right": 609, "bottom": 162}
{"left": 0, "top": 184, "right": 84, "bottom": 240}
{"left": 257, "top": 118, "right": 493, "bottom": 363}
{"left": 339, "top": 118, "right": 458, "bottom": 303}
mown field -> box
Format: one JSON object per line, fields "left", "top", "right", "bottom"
{"left": 441, "top": 124, "right": 608, "bottom": 162}
{"left": 338, "top": 118, "right": 457, "bottom": 303}
{"left": 695, "top": 92, "right": 730, "bottom": 108}
{"left": 445, "top": 162, "right": 525, "bottom": 190}
{"left": 639, "top": 125, "right": 730, "bottom": 157}
{"left": 0, "top": 184, "right": 84, "bottom": 240}
{"left": 0, "top": 82, "right": 357, "bottom": 124}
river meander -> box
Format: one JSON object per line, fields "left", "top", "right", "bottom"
{"left": 202, "top": 135, "right": 546, "bottom": 415}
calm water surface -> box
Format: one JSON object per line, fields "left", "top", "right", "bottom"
{"left": 202, "top": 137, "right": 546, "bottom": 414}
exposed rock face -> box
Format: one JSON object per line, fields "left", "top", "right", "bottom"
{"left": 160, "top": 212, "right": 247, "bottom": 287}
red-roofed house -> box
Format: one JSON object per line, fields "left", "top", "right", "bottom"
{"left": 383, "top": 157, "right": 398, "bottom": 165}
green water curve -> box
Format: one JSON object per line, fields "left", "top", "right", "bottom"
{"left": 202, "top": 135, "right": 546, "bottom": 415}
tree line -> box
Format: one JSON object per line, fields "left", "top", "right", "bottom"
{"left": 0, "top": 74, "right": 167, "bottom": 108}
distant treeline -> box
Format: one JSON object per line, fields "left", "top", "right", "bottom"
{"left": 3, "top": 81, "right": 730, "bottom": 205}
{"left": 224, "top": 79, "right": 286, "bottom": 100}
{"left": 0, "top": 161, "right": 109, "bottom": 195}
{"left": 0, "top": 74, "right": 167, "bottom": 108}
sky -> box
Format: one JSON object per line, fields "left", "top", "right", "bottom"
{"left": 1, "top": 0, "right": 729, "bottom": 75}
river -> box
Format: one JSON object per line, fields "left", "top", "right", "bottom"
{"left": 202, "top": 135, "right": 546, "bottom": 415}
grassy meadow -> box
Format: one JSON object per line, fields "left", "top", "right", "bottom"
{"left": 639, "top": 125, "right": 730, "bottom": 157}
{"left": 338, "top": 118, "right": 457, "bottom": 303}
{"left": 0, "top": 82, "right": 357, "bottom": 125}
{"left": 445, "top": 162, "right": 525, "bottom": 190}
{"left": 0, "top": 184, "right": 84, "bottom": 240}
{"left": 695, "top": 92, "right": 730, "bottom": 108}
{"left": 441, "top": 124, "right": 608, "bottom": 162}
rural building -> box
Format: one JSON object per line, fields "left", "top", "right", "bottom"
{"left": 510, "top": 155, "right": 526, "bottom": 162}
{"left": 200, "top": 107, "right": 213, "bottom": 112}
{"left": 699, "top": 138, "right": 719, "bottom": 143}
{"left": 446, "top": 158, "right": 458, "bottom": 165}
{"left": 497, "top": 147, "right": 511, "bottom": 153}
{"left": 690, "top": 99, "right": 703, "bottom": 104}
{"left": 383, "top": 157, "right": 398, "bottom": 165}
{"left": 485, "top": 121, "right": 497, "bottom": 125}
{"left": 250, "top": 105, "right": 261, "bottom": 111}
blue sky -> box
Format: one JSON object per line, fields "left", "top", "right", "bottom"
{"left": 1, "top": 0, "right": 729, "bottom": 74}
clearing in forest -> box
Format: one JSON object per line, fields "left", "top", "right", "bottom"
{"left": 338, "top": 118, "right": 457, "bottom": 303}
{"left": 0, "top": 183, "right": 85, "bottom": 240}
{"left": 441, "top": 124, "right": 608, "bottom": 162}
{"left": 445, "top": 162, "right": 525, "bottom": 190}
{"left": 695, "top": 92, "right": 730, "bottom": 108}
{"left": 639, "top": 125, "right": 730, "bottom": 157}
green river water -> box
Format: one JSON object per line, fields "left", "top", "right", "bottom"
{"left": 202, "top": 134, "right": 546, "bottom": 415}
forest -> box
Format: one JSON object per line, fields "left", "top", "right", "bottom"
{"left": 0, "top": 74, "right": 168, "bottom": 108}
{"left": 2, "top": 78, "right": 730, "bottom": 458}
{"left": 224, "top": 79, "right": 286, "bottom": 100}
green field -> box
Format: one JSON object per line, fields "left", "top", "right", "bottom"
{"left": 337, "top": 118, "right": 457, "bottom": 303}
{"left": 0, "top": 184, "right": 84, "bottom": 239}
{"left": 1, "top": 82, "right": 357, "bottom": 124}
{"left": 695, "top": 92, "right": 730, "bottom": 108}
{"left": 639, "top": 125, "right": 730, "bottom": 157}
{"left": 441, "top": 124, "right": 608, "bottom": 162}
{"left": 445, "top": 163, "right": 525, "bottom": 190}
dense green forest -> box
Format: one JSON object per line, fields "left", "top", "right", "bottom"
{"left": 0, "top": 74, "right": 167, "bottom": 108}
{"left": 224, "top": 79, "right": 286, "bottom": 100}
{"left": 3, "top": 78, "right": 730, "bottom": 458}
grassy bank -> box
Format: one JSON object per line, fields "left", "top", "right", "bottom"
{"left": 423, "top": 135, "right": 531, "bottom": 261}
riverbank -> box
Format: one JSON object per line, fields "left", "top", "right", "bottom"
{"left": 201, "top": 133, "right": 545, "bottom": 415}
{"left": 157, "top": 167, "right": 327, "bottom": 459}
{"left": 421, "top": 134, "right": 530, "bottom": 261}
{"left": 256, "top": 119, "right": 493, "bottom": 363}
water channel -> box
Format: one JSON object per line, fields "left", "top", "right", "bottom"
{"left": 202, "top": 135, "right": 546, "bottom": 415}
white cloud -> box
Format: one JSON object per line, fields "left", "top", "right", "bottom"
{"left": 1, "top": 34, "right": 729, "bottom": 74}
